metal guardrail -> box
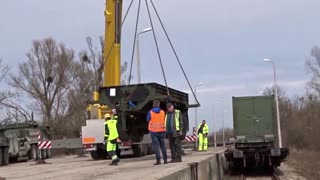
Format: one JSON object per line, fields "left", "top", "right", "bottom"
{"left": 50, "top": 138, "right": 82, "bottom": 149}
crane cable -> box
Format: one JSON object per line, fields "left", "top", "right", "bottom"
{"left": 144, "top": 0, "right": 170, "bottom": 96}
{"left": 149, "top": 0, "right": 200, "bottom": 106}
{"left": 128, "top": 0, "right": 142, "bottom": 85}
{"left": 126, "top": 0, "right": 170, "bottom": 97}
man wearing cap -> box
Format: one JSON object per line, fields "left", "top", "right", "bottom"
{"left": 146, "top": 99, "right": 167, "bottom": 165}
{"left": 165, "top": 103, "right": 184, "bottom": 163}
{"left": 104, "top": 112, "right": 121, "bottom": 165}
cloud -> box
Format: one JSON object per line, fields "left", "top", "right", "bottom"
{"left": 181, "top": 84, "right": 246, "bottom": 95}
{"left": 262, "top": 80, "right": 307, "bottom": 89}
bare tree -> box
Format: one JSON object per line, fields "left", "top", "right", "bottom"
{"left": 9, "top": 38, "right": 76, "bottom": 136}
{"left": 306, "top": 46, "right": 320, "bottom": 94}
{"left": 263, "top": 85, "right": 287, "bottom": 100}
{"left": 0, "top": 59, "right": 34, "bottom": 124}
{"left": 81, "top": 36, "right": 131, "bottom": 87}
{"left": 59, "top": 36, "right": 131, "bottom": 137}
{"left": 0, "top": 59, "right": 9, "bottom": 104}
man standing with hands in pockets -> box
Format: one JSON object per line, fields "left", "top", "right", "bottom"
{"left": 165, "top": 103, "right": 184, "bottom": 163}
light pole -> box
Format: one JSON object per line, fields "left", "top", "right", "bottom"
{"left": 222, "top": 108, "right": 227, "bottom": 147}
{"left": 212, "top": 102, "right": 220, "bottom": 148}
{"left": 136, "top": 28, "right": 152, "bottom": 83}
{"left": 264, "top": 58, "right": 282, "bottom": 148}
{"left": 194, "top": 82, "right": 203, "bottom": 150}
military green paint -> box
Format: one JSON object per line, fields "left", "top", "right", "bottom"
{"left": 99, "top": 83, "right": 190, "bottom": 142}
{"left": 232, "top": 96, "right": 276, "bottom": 143}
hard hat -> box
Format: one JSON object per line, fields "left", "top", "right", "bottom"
{"left": 104, "top": 113, "right": 111, "bottom": 119}
{"left": 111, "top": 109, "right": 117, "bottom": 114}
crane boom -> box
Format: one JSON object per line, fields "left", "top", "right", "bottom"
{"left": 103, "top": 0, "right": 122, "bottom": 87}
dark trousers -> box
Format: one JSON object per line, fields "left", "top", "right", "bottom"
{"left": 151, "top": 133, "right": 167, "bottom": 162}
{"left": 167, "top": 133, "right": 182, "bottom": 161}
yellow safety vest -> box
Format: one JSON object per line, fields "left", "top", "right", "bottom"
{"left": 104, "top": 119, "right": 119, "bottom": 141}
{"left": 198, "top": 124, "right": 209, "bottom": 134}
{"left": 165, "top": 109, "right": 181, "bottom": 131}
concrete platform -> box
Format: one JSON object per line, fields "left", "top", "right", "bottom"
{"left": 0, "top": 147, "right": 226, "bottom": 180}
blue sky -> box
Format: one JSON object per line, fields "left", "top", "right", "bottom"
{"left": 1, "top": 0, "right": 319, "bottom": 133}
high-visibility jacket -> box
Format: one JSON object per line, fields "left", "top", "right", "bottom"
{"left": 198, "top": 124, "right": 209, "bottom": 134}
{"left": 105, "top": 119, "right": 119, "bottom": 141}
{"left": 148, "top": 110, "right": 166, "bottom": 132}
{"left": 165, "top": 109, "right": 181, "bottom": 132}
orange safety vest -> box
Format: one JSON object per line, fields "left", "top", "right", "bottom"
{"left": 148, "top": 110, "right": 165, "bottom": 132}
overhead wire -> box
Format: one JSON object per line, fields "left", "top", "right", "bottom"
{"left": 128, "top": 0, "right": 142, "bottom": 85}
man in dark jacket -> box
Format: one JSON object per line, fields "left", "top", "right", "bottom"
{"left": 165, "top": 103, "right": 184, "bottom": 163}
{"left": 146, "top": 100, "right": 167, "bottom": 165}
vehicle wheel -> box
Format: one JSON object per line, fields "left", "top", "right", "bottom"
{"left": 147, "top": 144, "right": 154, "bottom": 155}
{"left": 46, "top": 149, "right": 51, "bottom": 159}
{"left": 28, "top": 145, "right": 37, "bottom": 160}
{"left": 40, "top": 149, "right": 46, "bottom": 160}
{"left": 132, "top": 144, "right": 142, "bottom": 157}
{"left": 116, "top": 145, "right": 121, "bottom": 158}
{"left": 2, "top": 147, "right": 9, "bottom": 165}
{"left": 0, "top": 148, "right": 3, "bottom": 166}
{"left": 142, "top": 144, "right": 148, "bottom": 156}
{"left": 90, "top": 151, "right": 99, "bottom": 160}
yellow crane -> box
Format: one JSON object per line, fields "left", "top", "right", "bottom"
{"left": 89, "top": 0, "right": 122, "bottom": 119}
{"left": 103, "top": 0, "right": 122, "bottom": 87}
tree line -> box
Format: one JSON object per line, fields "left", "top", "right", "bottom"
{"left": 0, "top": 37, "right": 128, "bottom": 139}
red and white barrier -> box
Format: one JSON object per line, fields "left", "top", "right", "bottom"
{"left": 185, "top": 127, "right": 198, "bottom": 142}
{"left": 38, "top": 132, "right": 51, "bottom": 149}
{"left": 185, "top": 135, "right": 197, "bottom": 142}
{"left": 39, "top": 141, "right": 52, "bottom": 149}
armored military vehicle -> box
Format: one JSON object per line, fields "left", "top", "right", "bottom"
{"left": 0, "top": 121, "right": 51, "bottom": 165}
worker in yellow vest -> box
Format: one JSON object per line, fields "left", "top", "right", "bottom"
{"left": 198, "top": 120, "right": 209, "bottom": 151}
{"left": 165, "top": 103, "right": 184, "bottom": 163}
{"left": 104, "top": 111, "right": 121, "bottom": 165}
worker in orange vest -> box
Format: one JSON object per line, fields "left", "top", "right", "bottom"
{"left": 146, "top": 99, "right": 167, "bottom": 165}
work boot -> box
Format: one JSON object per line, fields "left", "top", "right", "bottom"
{"left": 164, "top": 159, "right": 168, "bottom": 164}
{"left": 109, "top": 158, "right": 120, "bottom": 166}
{"left": 169, "top": 159, "right": 176, "bottom": 163}
{"left": 153, "top": 161, "right": 161, "bottom": 165}
{"left": 176, "top": 158, "right": 182, "bottom": 162}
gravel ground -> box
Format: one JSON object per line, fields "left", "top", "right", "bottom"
{"left": 278, "top": 163, "right": 307, "bottom": 180}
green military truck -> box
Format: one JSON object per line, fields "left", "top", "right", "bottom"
{"left": 225, "top": 96, "right": 289, "bottom": 170}
{"left": 0, "top": 121, "right": 51, "bottom": 166}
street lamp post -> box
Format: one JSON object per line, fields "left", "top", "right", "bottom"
{"left": 136, "top": 28, "right": 152, "bottom": 83}
{"left": 194, "top": 82, "right": 203, "bottom": 150}
{"left": 222, "top": 109, "right": 227, "bottom": 147}
{"left": 212, "top": 102, "right": 220, "bottom": 148}
{"left": 264, "top": 58, "right": 282, "bottom": 148}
